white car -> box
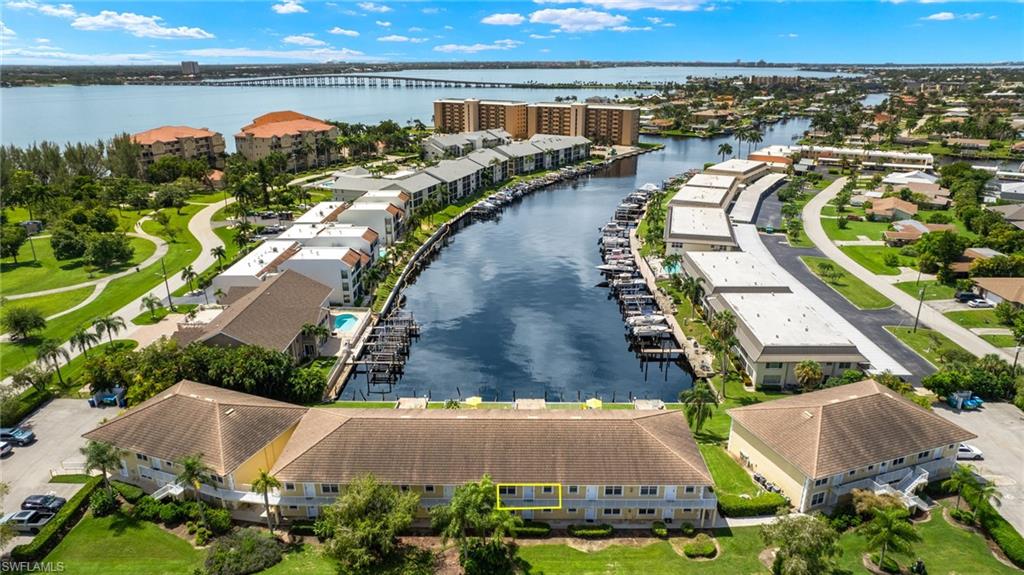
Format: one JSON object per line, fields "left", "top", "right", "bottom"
{"left": 957, "top": 443, "right": 984, "bottom": 460}
{"left": 967, "top": 299, "right": 993, "bottom": 309}
{"left": 0, "top": 441, "right": 10, "bottom": 457}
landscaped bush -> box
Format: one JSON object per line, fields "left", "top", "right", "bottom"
{"left": 206, "top": 507, "right": 233, "bottom": 535}
{"left": 195, "top": 526, "right": 213, "bottom": 546}
{"left": 679, "top": 522, "right": 696, "bottom": 537}
{"left": 970, "top": 490, "right": 1024, "bottom": 569}
{"left": 289, "top": 521, "right": 318, "bottom": 537}
{"left": 132, "top": 496, "right": 162, "bottom": 521}
{"left": 827, "top": 503, "right": 863, "bottom": 532}
{"left": 717, "top": 492, "right": 788, "bottom": 517}
{"left": 683, "top": 533, "right": 716, "bottom": 559}
{"left": 111, "top": 480, "right": 145, "bottom": 503}
{"left": 871, "top": 552, "right": 900, "bottom": 573}
{"left": 10, "top": 476, "right": 102, "bottom": 561}
{"left": 511, "top": 520, "right": 551, "bottom": 538}
{"left": 950, "top": 508, "right": 975, "bottom": 526}
{"left": 89, "top": 489, "right": 119, "bottom": 517}
{"left": 0, "top": 388, "right": 53, "bottom": 427}
{"left": 159, "top": 502, "right": 185, "bottom": 525}
{"left": 567, "top": 524, "right": 614, "bottom": 539}
{"left": 651, "top": 521, "right": 669, "bottom": 538}
{"left": 204, "top": 528, "right": 285, "bottom": 575}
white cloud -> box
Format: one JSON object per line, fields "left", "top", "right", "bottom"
{"left": 1, "top": 21, "right": 16, "bottom": 38}
{"left": 533, "top": 0, "right": 706, "bottom": 12}
{"left": 540, "top": 48, "right": 550, "bottom": 52}
{"left": 611, "top": 25, "right": 651, "bottom": 31}
{"left": 272, "top": 0, "right": 306, "bottom": 14}
{"left": 375, "top": 20, "right": 391, "bottom": 27}
{"left": 408, "top": 26, "right": 424, "bottom": 32}
{"left": 181, "top": 46, "right": 376, "bottom": 62}
{"left": 529, "top": 8, "right": 628, "bottom": 32}
{"left": 421, "top": 7, "right": 441, "bottom": 14}
{"left": 283, "top": 34, "right": 326, "bottom": 46}
{"left": 443, "top": 25, "right": 454, "bottom": 30}
{"left": 5, "top": 0, "right": 77, "bottom": 18}
{"left": 482, "top": 13, "right": 526, "bottom": 25}
{"left": 433, "top": 38, "right": 521, "bottom": 53}
{"left": 1, "top": 46, "right": 170, "bottom": 64}
{"left": 922, "top": 11, "right": 954, "bottom": 20}
{"left": 529, "top": 33, "right": 554, "bottom": 39}
{"left": 328, "top": 27, "right": 359, "bottom": 37}
{"left": 779, "top": 32, "right": 798, "bottom": 38}
{"left": 378, "top": 34, "right": 427, "bottom": 43}
{"left": 35, "top": 37, "right": 49, "bottom": 42}
{"left": 961, "top": 12, "right": 983, "bottom": 20}
{"left": 646, "top": 16, "right": 662, "bottom": 24}
{"left": 358, "top": 2, "right": 392, "bottom": 13}
{"left": 918, "top": 0, "right": 947, "bottom": 4}
{"left": 71, "top": 11, "right": 214, "bottom": 39}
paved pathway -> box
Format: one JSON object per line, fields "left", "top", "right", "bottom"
{"left": 972, "top": 327, "right": 1012, "bottom": 336}
{"left": 803, "top": 178, "right": 1012, "bottom": 362}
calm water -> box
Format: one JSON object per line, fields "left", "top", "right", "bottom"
{"left": 364, "top": 65, "right": 858, "bottom": 83}
{"left": 344, "top": 117, "right": 813, "bottom": 403}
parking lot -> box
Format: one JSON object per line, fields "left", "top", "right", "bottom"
{"left": 935, "top": 402, "right": 1024, "bottom": 535}
{"left": 2, "top": 399, "right": 112, "bottom": 552}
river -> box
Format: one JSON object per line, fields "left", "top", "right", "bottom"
{"left": 342, "top": 117, "right": 813, "bottom": 403}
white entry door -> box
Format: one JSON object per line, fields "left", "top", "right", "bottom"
{"left": 585, "top": 486, "right": 597, "bottom": 500}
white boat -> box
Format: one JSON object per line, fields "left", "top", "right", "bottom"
{"left": 626, "top": 314, "right": 667, "bottom": 326}
{"left": 596, "top": 263, "right": 635, "bottom": 272}
{"left": 632, "top": 325, "right": 670, "bottom": 337}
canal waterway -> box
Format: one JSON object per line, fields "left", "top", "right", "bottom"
{"left": 346, "top": 117, "right": 813, "bottom": 403}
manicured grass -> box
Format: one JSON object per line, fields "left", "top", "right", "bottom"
{"left": 692, "top": 376, "right": 787, "bottom": 445}
{"left": 259, "top": 545, "right": 339, "bottom": 574}
{"left": 187, "top": 190, "right": 231, "bottom": 204}
{"left": 2, "top": 286, "right": 94, "bottom": 318}
{"left": 786, "top": 227, "right": 815, "bottom": 248}
{"left": 821, "top": 215, "right": 889, "bottom": 242}
{"left": 658, "top": 279, "right": 712, "bottom": 344}
{"left": 0, "top": 236, "right": 156, "bottom": 295}
{"left": 48, "top": 474, "right": 93, "bottom": 484}
{"left": 885, "top": 326, "right": 967, "bottom": 367}
{"left": 45, "top": 512, "right": 203, "bottom": 575}
{"left": 800, "top": 256, "right": 893, "bottom": 310}
{"left": 895, "top": 280, "right": 956, "bottom": 301}
{"left": 945, "top": 309, "right": 1003, "bottom": 329}
{"left": 131, "top": 304, "right": 197, "bottom": 326}
{"left": 699, "top": 444, "right": 758, "bottom": 496}
{"left": 840, "top": 245, "right": 912, "bottom": 276}
{"left": 982, "top": 334, "right": 1017, "bottom": 348}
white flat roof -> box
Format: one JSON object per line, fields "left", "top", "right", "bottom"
{"left": 670, "top": 185, "right": 730, "bottom": 207}
{"left": 286, "top": 246, "right": 358, "bottom": 265}
{"left": 721, "top": 292, "right": 854, "bottom": 348}
{"left": 279, "top": 223, "right": 374, "bottom": 241}
{"left": 708, "top": 158, "right": 767, "bottom": 175}
{"left": 295, "top": 202, "right": 346, "bottom": 224}
{"left": 684, "top": 251, "right": 790, "bottom": 291}
{"left": 221, "top": 240, "right": 298, "bottom": 278}
{"left": 686, "top": 174, "right": 736, "bottom": 190}
{"left": 668, "top": 206, "right": 734, "bottom": 241}
{"left": 347, "top": 201, "right": 398, "bottom": 211}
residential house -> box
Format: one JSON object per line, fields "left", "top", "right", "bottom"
{"left": 867, "top": 197, "right": 918, "bottom": 221}
{"left": 973, "top": 277, "right": 1024, "bottom": 307}
{"left": 882, "top": 220, "right": 956, "bottom": 246}
{"left": 384, "top": 173, "right": 444, "bottom": 211}
{"left": 950, "top": 247, "right": 1003, "bottom": 276}
{"left": 989, "top": 204, "right": 1024, "bottom": 231}
{"left": 495, "top": 142, "right": 545, "bottom": 176}
{"left": 465, "top": 148, "right": 512, "bottom": 186}
{"left": 421, "top": 129, "right": 512, "bottom": 160}
{"left": 336, "top": 202, "right": 404, "bottom": 246}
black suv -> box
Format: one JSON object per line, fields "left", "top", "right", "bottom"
{"left": 21, "top": 494, "right": 67, "bottom": 513}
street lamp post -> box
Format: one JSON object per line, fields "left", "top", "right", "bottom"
{"left": 912, "top": 287, "right": 925, "bottom": 333}
{"left": 160, "top": 257, "right": 176, "bottom": 312}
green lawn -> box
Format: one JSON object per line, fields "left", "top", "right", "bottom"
{"left": 692, "top": 376, "right": 787, "bottom": 445}
{"left": 821, "top": 213, "right": 889, "bottom": 242}
{"left": 45, "top": 512, "right": 203, "bottom": 575}
{"left": 259, "top": 545, "right": 339, "bottom": 574}
{"left": 131, "top": 304, "right": 197, "bottom": 326}
{"left": 187, "top": 191, "right": 231, "bottom": 204}
{"left": 982, "top": 334, "right": 1017, "bottom": 348}
{"left": 840, "top": 245, "right": 912, "bottom": 276}
{"left": 699, "top": 444, "right": 758, "bottom": 495}
{"left": 885, "top": 326, "right": 967, "bottom": 367}
{"left": 895, "top": 280, "right": 956, "bottom": 301}
{"left": 944, "top": 309, "right": 1003, "bottom": 329}
{"left": 1, "top": 236, "right": 156, "bottom": 295}
{"left": 800, "top": 256, "right": 893, "bottom": 310}
{"left": 1, "top": 286, "right": 94, "bottom": 318}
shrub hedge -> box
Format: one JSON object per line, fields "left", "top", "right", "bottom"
{"left": 289, "top": 521, "right": 317, "bottom": 537}
{"left": 717, "top": 492, "right": 788, "bottom": 517}
{"left": 10, "top": 476, "right": 102, "bottom": 561}
{"left": 683, "top": 533, "right": 716, "bottom": 559}
{"left": 111, "top": 480, "right": 145, "bottom": 503}
{"left": 568, "top": 524, "right": 614, "bottom": 539}
{"left": 511, "top": 521, "right": 551, "bottom": 538}
{"left": 679, "top": 522, "right": 696, "bottom": 537}
{"left": 0, "top": 388, "right": 52, "bottom": 427}
{"left": 89, "top": 489, "right": 119, "bottom": 517}
{"left": 651, "top": 521, "right": 669, "bottom": 538}
{"left": 871, "top": 552, "right": 900, "bottom": 573}
{"left": 967, "top": 486, "right": 1024, "bottom": 569}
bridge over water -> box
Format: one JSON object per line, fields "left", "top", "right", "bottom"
{"left": 125, "top": 73, "right": 678, "bottom": 90}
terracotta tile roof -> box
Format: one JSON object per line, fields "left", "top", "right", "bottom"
{"left": 271, "top": 408, "right": 713, "bottom": 486}
{"left": 867, "top": 197, "right": 918, "bottom": 217}
{"left": 728, "top": 380, "right": 975, "bottom": 479}
{"left": 974, "top": 277, "right": 1024, "bottom": 305}
{"left": 83, "top": 380, "right": 307, "bottom": 476}
{"left": 238, "top": 118, "right": 335, "bottom": 139}
{"left": 361, "top": 229, "right": 379, "bottom": 243}
{"left": 243, "top": 110, "right": 320, "bottom": 129}
{"left": 341, "top": 249, "right": 361, "bottom": 267}
{"left": 133, "top": 125, "right": 219, "bottom": 145}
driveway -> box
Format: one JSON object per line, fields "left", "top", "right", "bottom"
{"left": 934, "top": 402, "right": 1024, "bottom": 536}
{"left": 755, "top": 190, "right": 783, "bottom": 230}
{"left": 1, "top": 399, "right": 113, "bottom": 553}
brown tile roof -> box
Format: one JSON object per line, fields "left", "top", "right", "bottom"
{"left": 271, "top": 408, "right": 713, "bottom": 486}
{"left": 83, "top": 380, "right": 307, "bottom": 476}
{"left": 361, "top": 228, "right": 379, "bottom": 243}
{"left": 133, "top": 125, "right": 219, "bottom": 145}
{"left": 341, "top": 249, "right": 361, "bottom": 267}
{"left": 191, "top": 269, "right": 332, "bottom": 352}
{"left": 239, "top": 119, "right": 335, "bottom": 139}
{"left": 974, "top": 277, "right": 1024, "bottom": 305}
{"left": 727, "top": 380, "right": 975, "bottom": 479}
{"left": 867, "top": 197, "right": 918, "bottom": 217}
{"left": 243, "top": 110, "right": 320, "bottom": 129}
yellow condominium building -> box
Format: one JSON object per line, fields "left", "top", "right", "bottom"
{"left": 433, "top": 99, "right": 529, "bottom": 139}
{"left": 235, "top": 111, "right": 340, "bottom": 171}
{"left": 528, "top": 102, "right": 640, "bottom": 146}
{"left": 132, "top": 125, "right": 226, "bottom": 169}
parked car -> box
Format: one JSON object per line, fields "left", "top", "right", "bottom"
{"left": 0, "top": 510, "right": 54, "bottom": 534}
{"left": 957, "top": 443, "right": 984, "bottom": 461}
{"left": 21, "top": 494, "right": 67, "bottom": 513}
{"left": 967, "top": 299, "right": 993, "bottom": 308}
{"left": 0, "top": 427, "right": 35, "bottom": 446}
{"left": 0, "top": 441, "right": 11, "bottom": 457}
{"left": 954, "top": 291, "right": 979, "bottom": 303}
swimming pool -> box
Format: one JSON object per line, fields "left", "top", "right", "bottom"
{"left": 333, "top": 313, "right": 358, "bottom": 331}
{"left": 664, "top": 262, "right": 681, "bottom": 275}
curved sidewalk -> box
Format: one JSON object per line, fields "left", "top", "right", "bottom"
{"left": 803, "top": 178, "right": 1012, "bottom": 363}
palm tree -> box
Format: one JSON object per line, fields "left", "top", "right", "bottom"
{"left": 11, "top": 365, "right": 52, "bottom": 393}
{"left": 214, "top": 288, "right": 226, "bottom": 303}
{"left": 251, "top": 469, "right": 282, "bottom": 533}
{"left": 69, "top": 326, "right": 100, "bottom": 357}
{"left": 210, "top": 245, "right": 227, "bottom": 270}
{"left": 81, "top": 440, "right": 125, "bottom": 495}
{"left": 679, "top": 276, "right": 705, "bottom": 320}
{"left": 717, "top": 143, "right": 733, "bottom": 161}
{"left": 943, "top": 464, "right": 978, "bottom": 509}
{"left": 709, "top": 310, "right": 737, "bottom": 377}
{"left": 859, "top": 507, "right": 921, "bottom": 570}
{"left": 233, "top": 229, "right": 252, "bottom": 254}
{"left": 975, "top": 478, "right": 1003, "bottom": 508}
{"left": 794, "top": 360, "right": 824, "bottom": 391}
{"left": 301, "top": 322, "right": 330, "bottom": 347}
{"left": 92, "top": 315, "right": 126, "bottom": 346}
{"left": 36, "top": 338, "right": 70, "bottom": 386}
{"left": 746, "top": 129, "right": 763, "bottom": 155}
{"left": 180, "top": 265, "right": 197, "bottom": 293}
{"left": 176, "top": 454, "right": 212, "bottom": 526}
{"left": 140, "top": 294, "right": 163, "bottom": 320}
{"left": 678, "top": 380, "right": 719, "bottom": 434}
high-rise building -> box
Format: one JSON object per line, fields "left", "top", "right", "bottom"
{"left": 433, "top": 98, "right": 528, "bottom": 139}
{"left": 180, "top": 61, "right": 200, "bottom": 76}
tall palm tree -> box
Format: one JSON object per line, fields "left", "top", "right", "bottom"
{"left": 251, "top": 469, "right": 282, "bottom": 533}
{"left": 92, "top": 315, "right": 126, "bottom": 346}
{"left": 210, "top": 245, "right": 227, "bottom": 270}
{"left": 746, "top": 129, "right": 764, "bottom": 156}
{"left": 301, "top": 322, "right": 330, "bottom": 346}
{"left": 81, "top": 440, "right": 125, "bottom": 495}
{"left": 975, "top": 478, "right": 1003, "bottom": 509}
{"left": 180, "top": 265, "right": 197, "bottom": 293}
{"left": 140, "top": 294, "right": 163, "bottom": 320}
{"left": 69, "top": 326, "right": 100, "bottom": 357}
{"left": 678, "top": 380, "right": 719, "bottom": 434}
{"left": 794, "top": 360, "right": 824, "bottom": 391}
{"left": 943, "top": 464, "right": 978, "bottom": 509}
{"left": 176, "top": 454, "right": 212, "bottom": 526}
{"left": 679, "top": 276, "right": 705, "bottom": 320}
{"left": 233, "top": 229, "right": 252, "bottom": 254}
{"left": 36, "top": 339, "right": 70, "bottom": 386}
{"left": 717, "top": 143, "right": 733, "bottom": 161}
{"left": 709, "top": 310, "right": 737, "bottom": 379}
{"left": 858, "top": 507, "right": 921, "bottom": 570}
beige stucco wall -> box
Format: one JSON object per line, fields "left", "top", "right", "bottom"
{"left": 727, "top": 421, "right": 809, "bottom": 509}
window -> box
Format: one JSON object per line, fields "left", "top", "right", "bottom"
{"left": 211, "top": 475, "right": 224, "bottom": 485}
{"left": 848, "top": 470, "right": 856, "bottom": 476}
{"left": 567, "top": 486, "right": 579, "bottom": 494}
{"left": 684, "top": 486, "right": 695, "bottom": 494}
{"left": 918, "top": 451, "right": 931, "bottom": 460}
{"left": 424, "top": 485, "right": 435, "bottom": 493}
{"left": 399, "top": 485, "right": 409, "bottom": 492}
{"left": 892, "top": 457, "right": 905, "bottom": 466}
{"left": 838, "top": 362, "right": 852, "bottom": 369}
{"left": 811, "top": 492, "right": 826, "bottom": 506}
{"left": 762, "top": 375, "right": 782, "bottom": 385}
{"left": 542, "top": 486, "right": 554, "bottom": 494}
{"left": 284, "top": 483, "right": 295, "bottom": 491}
{"left": 499, "top": 486, "right": 517, "bottom": 496}
{"left": 639, "top": 486, "right": 659, "bottom": 496}
{"left": 638, "top": 508, "right": 656, "bottom": 516}
{"left": 683, "top": 508, "right": 693, "bottom": 513}
{"left": 135, "top": 454, "right": 148, "bottom": 462}
{"left": 602, "top": 508, "right": 621, "bottom": 517}
{"left": 288, "top": 505, "right": 299, "bottom": 510}
{"left": 765, "top": 362, "right": 784, "bottom": 369}
{"left": 321, "top": 484, "right": 339, "bottom": 494}
{"left": 604, "top": 486, "right": 623, "bottom": 496}
{"left": 567, "top": 508, "right": 578, "bottom": 514}
{"left": 868, "top": 465, "right": 875, "bottom": 471}
{"left": 814, "top": 478, "right": 828, "bottom": 487}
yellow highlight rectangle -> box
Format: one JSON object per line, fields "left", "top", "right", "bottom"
{"left": 495, "top": 483, "right": 562, "bottom": 511}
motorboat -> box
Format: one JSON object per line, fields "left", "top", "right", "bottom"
{"left": 626, "top": 314, "right": 667, "bottom": 326}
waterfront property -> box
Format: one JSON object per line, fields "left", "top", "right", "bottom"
{"left": 703, "top": 159, "right": 769, "bottom": 184}
{"left": 424, "top": 158, "right": 486, "bottom": 202}
{"left": 176, "top": 269, "right": 332, "bottom": 362}
{"left": 132, "top": 125, "right": 225, "bottom": 169}
{"left": 727, "top": 379, "right": 976, "bottom": 512}
{"left": 279, "top": 223, "right": 380, "bottom": 257}
{"left": 421, "top": 128, "right": 513, "bottom": 159}
{"left": 235, "top": 110, "right": 339, "bottom": 170}
{"left": 681, "top": 251, "right": 790, "bottom": 296}
{"left": 85, "top": 380, "right": 718, "bottom": 528}
{"left": 665, "top": 205, "right": 738, "bottom": 255}
{"left": 292, "top": 201, "right": 348, "bottom": 225}
{"left": 668, "top": 175, "right": 738, "bottom": 209}
{"left": 433, "top": 99, "right": 528, "bottom": 139}
{"left": 792, "top": 145, "right": 935, "bottom": 170}
{"left": 335, "top": 202, "right": 404, "bottom": 246}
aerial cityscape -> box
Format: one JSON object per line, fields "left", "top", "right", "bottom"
{"left": 1, "top": 1, "right": 1023, "bottom": 574}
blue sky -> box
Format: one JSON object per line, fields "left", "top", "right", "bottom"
{"left": 1, "top": 1, "right": 1021, "bottom": 65}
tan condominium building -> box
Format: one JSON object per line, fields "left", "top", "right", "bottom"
{"left": 132, "top": 125, "right": 226, "bottom": 169}
{"left": 433, "top": 99, "right": 528, "bottom": 139}
{"left": 235, "top": 111, "right": 340, "bottom": 171}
